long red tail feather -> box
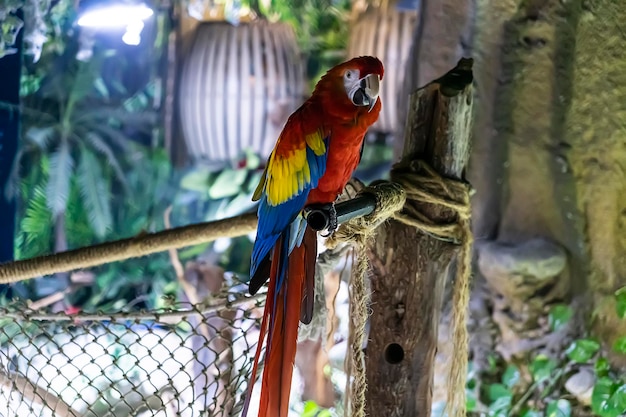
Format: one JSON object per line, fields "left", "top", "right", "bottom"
{"left": 243, "top": 232, "right": 312, "bottom": 417}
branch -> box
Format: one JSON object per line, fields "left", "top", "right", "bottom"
{"left": 0, "top": 213, "right": 258, "bottom": 284}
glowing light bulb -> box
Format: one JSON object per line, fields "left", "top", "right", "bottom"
{"left": 77, "top": 3, "right": 153, "bottom": 29}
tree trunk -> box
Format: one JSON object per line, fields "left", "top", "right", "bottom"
{"left": 365, "top": 60, "right": 473, "bottom": 417}
{"left": 393, "top": 0, "right": 476, "bottom": 407}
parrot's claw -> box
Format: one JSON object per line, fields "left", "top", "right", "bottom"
{"left": 326, "top": 203, "right": 338, "bottom": 235}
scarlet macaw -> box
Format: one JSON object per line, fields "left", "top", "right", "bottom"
{"left": 243, "top": 56, "right": 384, "bottom": 417}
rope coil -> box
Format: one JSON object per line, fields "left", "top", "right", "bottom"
{"left": 327, "top": 160, "right": 472, "bottom": 417}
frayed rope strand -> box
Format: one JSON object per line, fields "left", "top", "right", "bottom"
{"left": 327, "top": 161, "right": 472, "bottom": 417}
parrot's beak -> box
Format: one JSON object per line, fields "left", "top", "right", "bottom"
{"left": 349, "top": 73, "right": 380, "bottom": 112}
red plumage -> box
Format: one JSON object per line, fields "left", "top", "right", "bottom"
{"left": 244, "top": 56, "right": 384, "bottom": 417}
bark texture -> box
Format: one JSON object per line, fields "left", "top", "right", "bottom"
{"left": 365, "top": 61, "right": 473, "bottom": 417}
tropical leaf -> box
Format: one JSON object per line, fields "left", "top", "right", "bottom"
{"left": 66, "top": 59, "right": 100, "bottom": 105}
{"left": 3, "top": 147, "right": 24, "bottom": 200}
{"left": 45, "top": 141, "right": 74, "bottom": 216}
{"left": 80, "top": 131, "right": 129, "bottom": 192}
{"left": 85, "top": 122, "right": 140, "bottom": 150}
{"left": 65, "top": 179, "right": 98, "bottom": 247}
{"left": 24, "top": 126, "right": 56, "bottom": 149}
{"left": 75, "top": 107, "right": 157, "bottom": 127}
{"left": 77, "top": 147, "right": 113, "bottom": 238}
{"left": 19, "top": 185, "right": 53, "bottom": 257}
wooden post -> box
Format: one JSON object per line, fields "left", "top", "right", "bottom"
{"left": 365, "top": 58, "right": 474, "bottom": 417}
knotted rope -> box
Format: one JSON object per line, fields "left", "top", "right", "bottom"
{"left": 327, "top": 160, "right": 472, "bottom": 417}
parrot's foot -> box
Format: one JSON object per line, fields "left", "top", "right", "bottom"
{"left": 304, "top": 202, "right": 337, "bottom": 235}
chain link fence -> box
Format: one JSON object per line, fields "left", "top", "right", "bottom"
{"left": 0, "top": 288, "right": 269, "bottom": 417}
{"left": 0, "top": 256, "right": 352, "bottom": 417}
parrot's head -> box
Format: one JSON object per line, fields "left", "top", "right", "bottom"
{"left": 314, "top": 56, "right": 384, "bottom": 116}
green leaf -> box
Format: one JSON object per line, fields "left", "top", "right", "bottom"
{"left": 0, "top": 320, "right": 23, "bottom": 346}
{"left": 596, "top": 357, "right": 611, "bottom": 377}
{"left": 566, "top": 338, "right": 601, "bottom": 363}
{"left": 520, "top": 410, "right": 541, "bottom": 417}
{"left": 488, "top": 393, "right": 512, "bottom": 416}
{"left": 488, "top": 383, "right": 513, "bottom": 402}
{"left": 25, "top": 126, "right": 56, "bottom": 149}
{"left": 549, "top": 304, "right": 573, "bottom": 331}
{"left": 301, "top": 400, "right": 330, "bottom": 417}
{"left": 612, "top": 337, "right": 626, "bottom": 354}
{"left": 502, "top": 364, "right": 520, "bottom": 388}
{"left": 529, "top": 355, "right": 557, "bottom": 382}
{"left": 208, "top": 169, "right": 248, "bottom": 199}
{"left": 302, "top": 401, "right": 318, "bottom": 416}
{"left": 180, "top": 168, "right": 212, "bottom": 192}
{"left": 615, "top": 287, "right": 626, "bottom": 319}
{"left": 592, "top": 378, "right": 613, "bottom": 417}
{"left": 46, "top": 141, "right": 74, "bottom": 216}
{"left": 20, "top": 185, "right": 53, "bottom": 257}
{"left": 466, "top": 391, "right": 477, "bottom": 411}
{"left": 93, "top": 77, "right": 109, "bottom": 98}
{"left": 546, "top": 399, "right": 572, "bottom": 417}
{"left": 220, "top": 193, "right": 257, "bottom": 219}
{"left": 592, "top": 378, "right": 625, "bottom": 417}
{"left": 82, "top": 131, "right": 129, "bottom": 192}
{"left": 607, "top": 385, "right": 626, "bottom": 416}
{"left": 178, "top": 243, "right": 211, "bottom": 260}
{"left": 77, "top": 147, "right": 112, "bottom": 238}
{"left": 245, "top": 149, "right": 261, "bottom": 170}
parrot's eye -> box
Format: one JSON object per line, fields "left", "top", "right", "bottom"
{"left": 344, "top": 70, "right": 358, "bottom": 81}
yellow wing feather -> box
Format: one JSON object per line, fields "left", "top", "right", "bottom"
{"left": 254, "top": 128, "right": 327, "bottom": 207}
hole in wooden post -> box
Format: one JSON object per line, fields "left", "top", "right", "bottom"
{"left": 384, "top": 343, "right": 404, "bottom": 364}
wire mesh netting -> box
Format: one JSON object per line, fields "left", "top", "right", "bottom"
{"left": 0, "top": 289, "right": 267, "bottom": 417}
{"left": 0, "top": 245, "right": 353, "bottom": 417}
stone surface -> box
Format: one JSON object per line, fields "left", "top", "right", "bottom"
{"left": 477, "top": 238, "right": 571, "bottom": 360}
{"left": 478, "top": 238, "right": 567, "bottom": 301}
{"left": 565, "top": 368, "right": 595, "bottom": 405}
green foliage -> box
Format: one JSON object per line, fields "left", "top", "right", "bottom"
{"left": 612, "top": 337, "right": 626, "bottom": 354}
{"left": 77, "top": 147, "right": 113, "bottom": 238}
{"left": 467, "top": 300, "right": 626, "bottom": 417}
{"left": 488, "top": 383, "right": 513, "bottom": 416}
{"left": 546, "top": 399, "right": 571, "bottom": 417}
{"left": 249, "top": 0, "right": 352, "bottom": 89}
{"left": 502, "top": 364, "right": 521, "bottom": 388}
{"left": 566, "top": 338, "right": 600, "bottom": 363}
{"left": 548, "top": 304, "right": 573, "bottom": 331}
{"left": 592, "top": 378, "right": 626, "bottom": 417}
{"left": 529, "top": 355, "right": 558, "bottom": 382}
{"left": 301, "top": 400, "right": 332, "bottom": 417}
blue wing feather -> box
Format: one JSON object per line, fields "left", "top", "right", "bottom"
{"left": 249, "top": 138, "right": 328, "bottom": 282}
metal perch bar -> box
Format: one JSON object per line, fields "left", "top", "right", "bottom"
{"left": 304, "top": 193, "right": 378, "bottom": 231}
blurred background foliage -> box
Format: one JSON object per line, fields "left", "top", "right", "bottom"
{"left": 1, "top": 0, "right": 626, "bottom": 416}
{"left": 1, "top": 0, "right": 392, "bottom": 313}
